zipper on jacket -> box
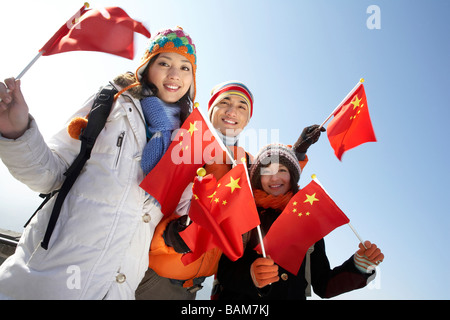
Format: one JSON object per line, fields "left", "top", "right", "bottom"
{"left": 114, "top": 131, "right": 126, "bottom": 169}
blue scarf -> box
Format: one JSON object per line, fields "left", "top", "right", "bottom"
{"left": 140, "top": 96, "right": 181, "bottom": 175}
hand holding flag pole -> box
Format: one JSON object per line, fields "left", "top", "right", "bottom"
{"left": 254, "top": 174, "right": 350, "bottom": 275}
{"left": 312, "top": 174, "right": 384, "bottom": 268}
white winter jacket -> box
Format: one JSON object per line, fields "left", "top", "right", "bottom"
{"left": 0, "top": 83, "right": 164, "bottom": 299}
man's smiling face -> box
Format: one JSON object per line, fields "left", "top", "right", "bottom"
{"left": 210, "top": 94, "right": 250, "bottom": 136}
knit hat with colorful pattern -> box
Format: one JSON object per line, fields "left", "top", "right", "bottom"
{"left": 207, "top": 80, "right": 254, "bottom": 121}
{"left": 136, "top": 26, "right": 197, "bottom": 101}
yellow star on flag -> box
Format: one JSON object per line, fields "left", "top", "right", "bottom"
{"left": 188, "top": 121, "right": 198, "bottom": 136}
{"left": 351, "top": 95, "right": 362, "bottom": 109}
{"left": 226, "top": 176, "right": 241, "bottom": 193}
{"left": 297, "top": 211, "right": 311, "bottom": 218}
{"left": 350, "top": 95, "right": 365, "bottom": 120}
{"left": 207, "top": 191, "right": 217, "bottom": 203}
{"left": 304, "top": 193, "right": 319, "bottom": 205}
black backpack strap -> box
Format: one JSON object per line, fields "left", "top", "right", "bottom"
{"left": 23, "top": 191, "right": 59, "bottom": 229}
{"left": 41, "top": 84, "right": 118, "bottom": 250}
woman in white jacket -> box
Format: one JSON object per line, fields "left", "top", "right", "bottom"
{"left": 0, "top": 27, "right": 197, "bottom": 299}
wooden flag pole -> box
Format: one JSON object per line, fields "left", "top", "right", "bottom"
{"left": 319, "top": 78, "right": 365, "bottom": 129}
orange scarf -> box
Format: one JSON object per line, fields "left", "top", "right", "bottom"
{"left": 253, "top": 189, "right": 293, "bottom": 212}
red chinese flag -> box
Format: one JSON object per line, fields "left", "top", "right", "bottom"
{"left": 326, "top": 83, "right": 377, "bottom": 160}
{"left": 255, "top": 180, "right": 349, "bottom": 275}
{"left": 140, "top": 108, "right": 222, "bottom": 216}
{"left": 40, "top": 6, "right": 150, "bottom": 59}
{"left": 180, "top": 163, "right": 260, "bottom": 264}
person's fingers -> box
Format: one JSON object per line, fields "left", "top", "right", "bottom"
{"left": 254, "top": 257, "right": 276, "bottom": 266}
{"left": 5, "top": 78, "right": 24, "bottom": 104}
{"left": 254, "top": 264, "right": 279, "bottom": 278}
{"left": 356, "top": 241, "right": 367, "bottom": 255}
{"left": 4, "top": 78, "right": 17, "bottom": 91}
{"left": 357, "top": 241, "right": 384, "bottom": 263}
{"left": 366, "top": 247, "right": 384, "bottom": 262}
{"left": 0, "top": 82, "right": 12, "bottom": 105}
{"left": 251, "top": 257, "right": 280, "bottom": 288}
{"left": 253, "top": 258, "right": 278, "bottom": 277}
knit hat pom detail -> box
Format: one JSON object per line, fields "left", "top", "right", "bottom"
{"left": 67, "top": 116, "right": 88, "bottom": 140}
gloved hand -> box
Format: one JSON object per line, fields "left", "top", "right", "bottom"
{"left": 163, "top": 215, "right": 191, "bottom": 253}
{"left": 353, "top": 240, "right": 384, "bottom": 273}
{"left": 293, "top": 124, "right": 326, "bottom": 156}
{"left": 250, "top": 257, "right": 279, "bottom": 288}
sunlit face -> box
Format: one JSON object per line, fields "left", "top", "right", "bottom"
{"left": 147, "top": 52, "right": 194, "bottom": 103}
{"left": 210, "top": 95, "right": 250, "bottom": 136}
{"left": 260, "top": 163, "right": 291, "bottom": 197}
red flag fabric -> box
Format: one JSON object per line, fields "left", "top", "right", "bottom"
{"left": 140, "top": 108, "right": 222, "bottom": 216}
{"left": 255, "top": 180, "right": 349, "bottom": 275}
{"left": 180, "top": 163, "right": 260, "bottom": 264}
{"left": 40, "top": 6, "right": 150, "bottom": 59}
{"left": 326, "top": 83, "right": 376, "bottom": 160}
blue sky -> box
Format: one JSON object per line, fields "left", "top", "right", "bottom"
{"left": 1, "top": 0, "right": 449, "bottom": 300}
